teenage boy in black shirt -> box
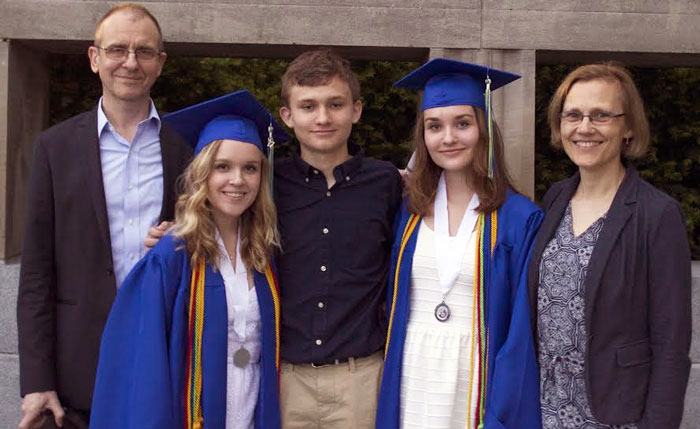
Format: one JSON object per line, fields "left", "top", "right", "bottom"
{"left": 275, "top": 49, "right": 402, "bottom": 428}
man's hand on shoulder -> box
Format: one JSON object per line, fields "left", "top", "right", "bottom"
{"left": 19, "top": 391, "right": 64, "bottom": 429}
{"left": 144, "top": 221, "right": 173, "bottom": 250}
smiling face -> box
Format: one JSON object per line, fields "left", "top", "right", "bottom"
{"left": 206, "top": 140, "right": 263, "bottom": 229}
{"left": 561, "top": 79, "right": 632, "bottom": 174}
{"left": 88, "top": 9, "right": 166, "bottom": 106}
{"left": 279, "top": 76, "right": 362, "bottom": 161}
{"left": 423, "top": 104, "right": 481, "bottom": 173}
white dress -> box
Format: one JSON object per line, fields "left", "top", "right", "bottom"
{"left": 399, "top": 221, "right": 479, "bottom": 429}
{"left": 217, "top": 235, "right": 261, "bottom": 429}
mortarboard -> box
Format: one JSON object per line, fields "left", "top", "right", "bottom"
{"left": 393, "top": 57, "right": 520, "bottom": 111}
{"left": 163, "top": 90, "right": 290, "bottom": 186}
{"left": 163, "top": 89, "right": 290, "bottom": 156}
{"left": 394, "top": 58, "right": 520, "bottom": 177}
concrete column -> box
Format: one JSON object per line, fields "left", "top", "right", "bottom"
{"left": 0, "top": 39, "right": 45, "bottom": 427}
{"left": 429, "top": 48, "right": 536, "bottom": 198}
{"left": 0, "top": 40, "right": 49, "bottom": 259}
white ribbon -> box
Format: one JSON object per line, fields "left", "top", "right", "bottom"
{"left": 217, "top": 228, "right": 249, "bottom": 339}
{"left": 433, "top": 172, "right": 479, "bottom": 297}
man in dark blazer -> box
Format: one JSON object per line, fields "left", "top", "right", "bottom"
{"left": 16, "top": 4, "right": 191, "bottom": 428}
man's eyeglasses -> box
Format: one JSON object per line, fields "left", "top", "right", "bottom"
{"left": 94, "top": 46, "right": 162, "bottom": 62}
{"left": 559, "top": 110, "right": 625, "bottom": 125}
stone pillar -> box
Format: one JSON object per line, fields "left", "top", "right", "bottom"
{"left": 429, "top": 48, "right": 536, "bottom": 198}
{"left": 0, "top": 40, "right": 50, "bottom": 259}
{"left": 0, "top": 39, "right": 49, "bottom": 426}
{"left": 686, "top": 262, "right": 700, "bottom": 428}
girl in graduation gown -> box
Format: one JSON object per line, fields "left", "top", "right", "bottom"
{"left": 90, "top": 90, "right": 289, "bottom": 429}
{"left": 376, "top": 58, "right": 543, "bottom": 429}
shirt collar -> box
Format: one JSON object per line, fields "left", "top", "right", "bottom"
{"left": 96, "top": 97, "right": 162, "bottom": 136}
{"left": 290, "top": 141, "right": 364, "bottom": 178}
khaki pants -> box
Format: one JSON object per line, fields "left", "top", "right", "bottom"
{"left": 280, "top": 351, "right": 384, "bottom": 429}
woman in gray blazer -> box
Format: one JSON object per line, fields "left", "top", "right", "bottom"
{"left": 528, "top": 63, "right": 692, "bottom": 429}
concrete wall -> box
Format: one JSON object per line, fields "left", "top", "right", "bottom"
{"left": 0, "top": 259, "right": 20, "bottom": 428}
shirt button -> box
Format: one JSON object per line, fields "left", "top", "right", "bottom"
{"left": 313, "top": 170, "right": 319, "bottom": 175}
{"left": 129, "top": 253, "right": 135, "bottom": 260}
{"left": 318, "top": 301, "right": 325, "bottom": 309}
{"left": 315, "top": 339, "right": 322, "bottom": 346}
{"left": 305, "top": 177, "right": 309, "bottom": 183}
{"left": 326, "top": 191, "right": 331, "bottom": 197}
{"left": 128, "top": 218, "right": 133, "bottom": 225}
{"left": 322, "top": 228, "right": 329, "bottom": 235}
{"left": 128, "top": 184, "right": 134, "bottom": 190}
{"left": 320, "top": 265, "right": 327, "bottom": 272}
{"left": 345, "top": 176, "right": 350, "bottom": 181}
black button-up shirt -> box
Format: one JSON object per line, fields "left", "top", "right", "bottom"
{"left": 274, "top": 144, "right": 402, "bottom": 364}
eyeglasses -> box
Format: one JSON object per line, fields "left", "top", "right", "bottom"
{"left": 559, "top": 110, "right": 625, "bottom": 125}
{"left": 94, "top": 46, "right": 162, "bottom": 62}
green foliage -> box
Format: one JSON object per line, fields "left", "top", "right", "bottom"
{"left": 536, "top": 65, "right": 700, "bottom": 258}
{"left": 50, "top": 54, "right": 417, "bottom": 163}
{"left": 49, "top": 54, "right": 102, "bottom": 124}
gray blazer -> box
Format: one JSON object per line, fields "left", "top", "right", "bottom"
{"left": 527, "top": 167, "right": 692, "bottom": 429}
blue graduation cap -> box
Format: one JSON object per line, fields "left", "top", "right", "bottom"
{"left": 393, "top": 57, "right": 520, "bottom": 111}
{"left": 394, "top": 58, "right": 520, "bottom": 178}
{"left": 162, "top": 90, "right": 290, "bottom": 156}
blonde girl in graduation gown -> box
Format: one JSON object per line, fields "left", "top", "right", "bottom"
{"left": 90, "top": 90, "right": 288, "bottom": 429}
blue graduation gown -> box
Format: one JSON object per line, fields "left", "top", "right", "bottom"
{"left": 376, "top": 191, "right": 543, "bottom": 429}
{"left": 90, "top": 234, "right": 281, "bottom": 429}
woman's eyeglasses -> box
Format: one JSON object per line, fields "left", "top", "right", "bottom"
{"left": 559, "top": 110, "right": 624, "bottom": 125}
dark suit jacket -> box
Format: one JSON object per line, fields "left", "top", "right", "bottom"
{"left": 527, "top": 167, "right": 692, "bottom": 428}
{"left": 17, "top": 106, "right": 192, "bottom": 411}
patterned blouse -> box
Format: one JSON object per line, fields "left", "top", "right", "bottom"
{"left": 537, "top": 204, "right": 638, "bottom": 429}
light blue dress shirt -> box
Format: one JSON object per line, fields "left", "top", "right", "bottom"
{"left": 98, "top": 98, "right": 164, "bottom": 288}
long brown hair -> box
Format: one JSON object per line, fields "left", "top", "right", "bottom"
{"left": 173, "top": 140, "right": 279, "bottom": 272}
{"left": 406, "top": 103, "right": 515, "bottom": 216}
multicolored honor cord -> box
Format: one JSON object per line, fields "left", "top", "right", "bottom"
{"left": 185, "top": 260, "right": 205, "bottom": 429}
{"left": 384, "top": 213, "right": 420, "bottom": 357}
{"left": 264, "top": 264, "right": 281, "bottom": 371}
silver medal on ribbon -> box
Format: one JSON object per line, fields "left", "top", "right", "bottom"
{"left": 233, "top": 346, "right": 250, "bottom": 368}
{"left": 434, "top": 301, "right": 451, "bottom": 322}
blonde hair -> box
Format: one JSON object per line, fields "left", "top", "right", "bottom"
{"left": 173, "top": 140, "right": 279, "bottom": 272}
{"left": 406, "top": 101, "right": 515, "bottom": 215}
{"left": 547, "top": 63, "right": 650, "bottom": 159}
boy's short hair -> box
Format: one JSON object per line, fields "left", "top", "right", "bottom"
{"left": 281, "top": 49, "right": 361, "bottom": 106}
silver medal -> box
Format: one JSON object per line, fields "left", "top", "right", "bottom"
{"left": 434, "top": 301, "right": 451, "bottom": 322}
{"left": 233, "top": 346, "right": 250, "bottom": 368}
